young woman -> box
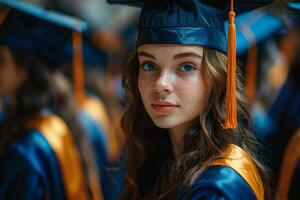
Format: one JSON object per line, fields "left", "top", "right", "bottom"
{"left": 0, "top": 1, "right": 103, "bottom": 199}
{"left": 107, "top": 0, "right": 273, "bottom": 199}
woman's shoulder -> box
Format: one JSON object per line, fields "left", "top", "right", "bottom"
{"left": 1, "top": 129, "right": 62, "bottom": 179}
{"left": 181, "top": 144, "right": 263, "bottom": 200}
{"left": 182, "top": 165, "right": 257, "bottom": 200}
{"left": 0, "top": 130, "right": 65, "bottom": 200}
{"left": 10, "top": 129, "right": 59, "bottom": 166}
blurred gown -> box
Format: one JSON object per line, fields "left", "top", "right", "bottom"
{"left": 0, "top": 108, "right": 124, "bottom": 200}
{"left": 79, "top": 111, "right": 124, "bottom": 200}
{"left": 0, "top": 115, "right": 66, "bottom": 200}
{"left": 180, "top": 144, "right": 264, "bottom": 200}
{"left": 266, "top": 78, "right": 300, "bottom": 199}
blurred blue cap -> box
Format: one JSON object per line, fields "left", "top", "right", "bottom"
{"left": 225, "top": 10, "right": 285, "bottom": 55}
{"left": 64, "top": 35, "right": 108, "bottom": 71}
{"left": 0, "top": 0, "right": 88, "bottom": 67}
{"left": 108, "top": 0, "right": 274, "bottom": 53}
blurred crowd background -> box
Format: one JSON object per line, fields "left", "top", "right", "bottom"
{"left": 0, "top": 0, "right": 300, "bottom": 199}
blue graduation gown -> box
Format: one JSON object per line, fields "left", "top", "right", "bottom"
{"left": 266, "top": 80, "right": 300, "bottom": 198}
{"left": 79, "top": 111, "right": 125, "bottom": 200}
{"left": 181, "top": 166, "right": 257, "bottom": 200}
{"left": 0, "top": 130, "right": 66, "bottom": 200}
{"left": 180, "top": 144, "right": 264, "bottom": 200}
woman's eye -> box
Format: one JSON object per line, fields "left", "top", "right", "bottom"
{"left": 141, "top": 63, "right": 156, "bottom": 71}
{"left": 178, "top": 64, "right": 195, "bottom": 72}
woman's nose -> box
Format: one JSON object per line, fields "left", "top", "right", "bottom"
{"left": 154, "top": 71, "right": 174, "bottom": 96}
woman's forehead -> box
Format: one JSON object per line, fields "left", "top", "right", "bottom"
{"left": 137, "top": 44, "right": 204, "bottom": 56}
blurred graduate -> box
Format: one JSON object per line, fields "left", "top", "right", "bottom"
{"left": 264, "top": 2, "right": 300, "bottom": 199}
{"left": 64, "top": 33, "right": 125, "bottom": 200}
{"left": 107, "top": 0, "right": 274, "bottom": 199}
{"left": 0, "top": 0, "right": 104, "bottom": 199}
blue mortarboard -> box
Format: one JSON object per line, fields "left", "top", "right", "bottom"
{"left": 64, "top": 35, "right": 108, "bottom": 71}
{"left": 108, "top": 0, "right": 274, "bottom": 53}
{"left": 228, "top": 10, "right": 285, "bottom": 56}
{"left": 0, "top": 0, "right": 87, "bottom": 67}
{"left": 225, "top": 11, "right": 285, "bottom": 102}
{"left": 107, "top": 0, "right": 274, "bottom": 129}
{"left": 82, "top": 38, "right": 108, "bottom": 70}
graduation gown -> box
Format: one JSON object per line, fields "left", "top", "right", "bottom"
{"left": 181, "top": 144, "right": 264, "bottom": 200}
{"left": 267, "top": 80, "right": 300, "bottom": 198}
{"left": 79, "top": 111, "right": 125, "bottom": 200}
{"left": 0, "top": 129, "right": 66, "bottom": 200}
{"left": 81, "top": 96, "right": 125, "bottom": 200}
{"left": 0, "top": 114, "right": 94, "bottom": 200}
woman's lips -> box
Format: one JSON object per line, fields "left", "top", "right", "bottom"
{"left": 151, "top": 100, "right": 178, "bottom": 113}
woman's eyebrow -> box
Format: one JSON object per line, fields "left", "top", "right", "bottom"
{"left": 173, "top": 52, "right": 203, "bottom": 60}
{"left": 138, "top": 51, "right": 156, "bottom": 60}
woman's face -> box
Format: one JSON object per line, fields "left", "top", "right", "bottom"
{"left": 138, "top": 44, "right": 211, "bottom": 129}
{"left": 0, "top": 46, "right": 26, "bottom": 99}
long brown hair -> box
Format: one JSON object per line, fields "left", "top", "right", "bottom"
{"left": 120, "top": 47, "right": 270, "bottom": 199}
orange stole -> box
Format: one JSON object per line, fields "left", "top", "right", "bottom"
{"left": 82, "top": 97, "right": 119, "bottom": 161}
{"left": 27, "top": 115, "right": 90, "bottom": 200}
{"left": 210, "top": 144, "right": 264, "bottom": 200}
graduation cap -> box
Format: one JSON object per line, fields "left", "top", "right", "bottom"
{"left": 64, "top": 35, "right": 108, "bottom": 71}
{"left": 230, "top": 11, "right": 285, "bottom": 56}
{"left": 0, "top": 0, "right": 87, "bottom": 67}
{"left": 0, "top": 0, "right": 89, "bottom": 106}
{"left": 225, "top": 10, "right": 285, "bottom": 102}
{"left": 107, "top": 0, "right": 274, "bottom": 129}
{"left": 82, "top": 38, "right": 108, "bottom": 69}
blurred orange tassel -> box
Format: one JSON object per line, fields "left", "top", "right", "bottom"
{"left": 72, "top": 31, "right": 85, "bottom": 107}
{"left": 245, "top": 45, "right": 257, "bottom": 102}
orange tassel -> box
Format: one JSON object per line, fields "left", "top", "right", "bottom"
{"left": 223, "top": 0, "right": 237, "bottom": 129}
{"left": 245, "top": 45, "right": 257, "bottom": 102}
{"left": 72, "top": 32, "right": 104, "bottom": 200}
{"left": 0, "top": 7, "right": 10, "bottom": 26}
{"left": 72, "top": 31, "right": 85, "bottom": 107}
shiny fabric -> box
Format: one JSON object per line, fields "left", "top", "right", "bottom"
{"left": 108, "top": 0, "right": 273, "bottom": 53}
{"left": 138, "top": 26, "right": 227, "bottom": 53}
{"left": 181, "top": 166, "right": 257, "bottom": 200}
{"left": 27, "top": 114, "right": 92, "bottom": 200}
{"left": 210, "top": 144, "right": 264, "bottom": 199}
{"left": 0, "top": 109, "right": 123, "bottom": 200}
{"left": 108, "top": 0, "right": 274, "bottom": 12}
{"left": 138, "top": 0, "right": 227, "bottom": 53}
{"left": 0, "top": 130, "right": 66, "bottom": 200}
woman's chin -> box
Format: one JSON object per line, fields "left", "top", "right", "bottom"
{"left": 151, "top": 116, "right": 180, "bottom": 129}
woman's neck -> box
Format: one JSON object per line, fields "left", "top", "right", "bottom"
{"left": 169, "top": 121, "right": 193, "bottom": 159}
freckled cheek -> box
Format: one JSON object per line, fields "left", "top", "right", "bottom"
{"left": 175, "top": 79, "right": 210, "bottom": 112}
{"left": 138, "top": 73, "right": 156, "bottom": 100}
